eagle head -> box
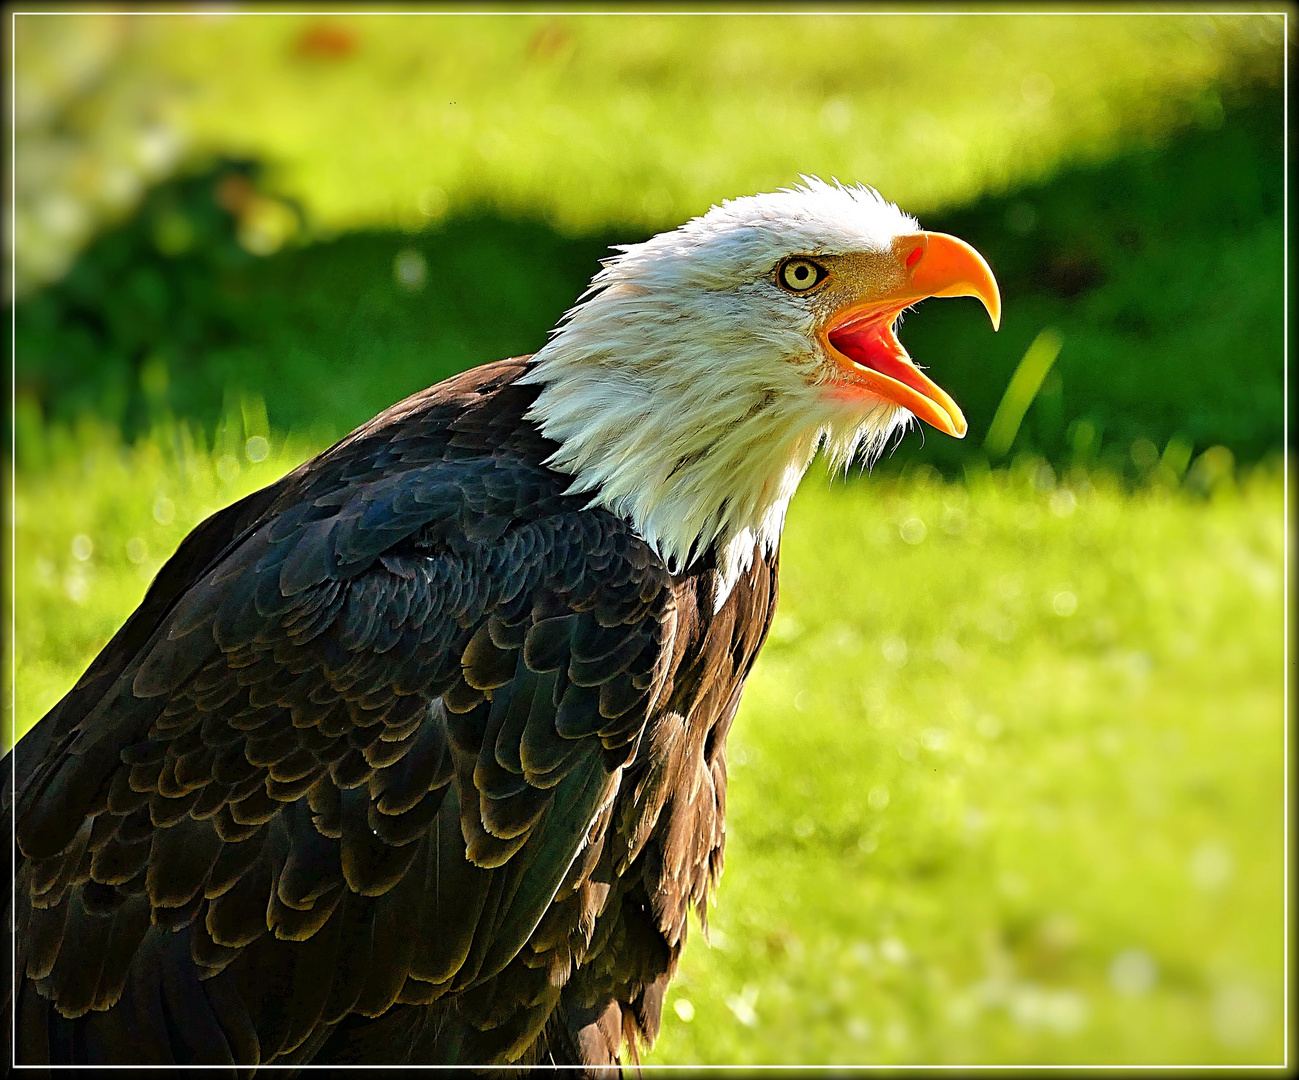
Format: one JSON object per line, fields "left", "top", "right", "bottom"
{"left": 523, "top": 178, "right": 1000, "bottom": 599}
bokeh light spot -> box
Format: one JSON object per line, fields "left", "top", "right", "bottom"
{"left": 1188, "top": 841, "right": 1234, "bottom": 891}
{"left": 1049, "top": 488, "right": 1077, "bottom": 516}
{"left": 1212, "top": 982, "right": 1267, "bottom": 1048}
{"left": 394, "top": 249, "right": 428, "bottom": 292}
{"left": 63, "top": 572, "right": 89, "bottom": 604}
{"left": 819, "top": 97, "right": 852, "bottom": 135}
{"left": 921, "top": 727, "right": 948, "bottom": 752}
{"left": 418, "top": 186, "right": 448, "bottom": 220}
{"left": 880, "top": 937, "right": 909, "bottom": 964}
{"left": 846, "top": 1016, "right": 872, "bottom": 1042}
{"left": 1109, "top": 949, "right": 1157, "bottom": 996}
{"left": 725, "top": 984, "right": 759, "bottom": 1027}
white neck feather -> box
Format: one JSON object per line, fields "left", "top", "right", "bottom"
{"left": 521, "top": 278, "right": 908, "bottom": 608}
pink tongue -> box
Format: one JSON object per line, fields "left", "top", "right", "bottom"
{"left": 828, "top": 321, "right": 932, "bottom": 398}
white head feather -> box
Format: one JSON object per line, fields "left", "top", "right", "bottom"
{"left": 521, "top": 178, "right": 923, "bottom": 607}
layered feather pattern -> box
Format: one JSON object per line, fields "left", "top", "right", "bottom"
{"left": 5, "top": 359, "right": 777, "bottom": 1070}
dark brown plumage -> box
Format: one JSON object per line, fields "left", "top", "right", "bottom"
{"left": 5, "top": 359, "right": 777, "bottom": 1071}
{"left": 6, "top": 181, "right": 1003, "bottom": 1073}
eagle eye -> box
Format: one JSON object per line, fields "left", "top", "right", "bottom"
{"left": 778, "top": 257, "right": 828, "bottom": 294}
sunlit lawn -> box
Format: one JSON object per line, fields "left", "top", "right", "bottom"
{"left": 7, "top": 422, "right": 1285, "bottom": 1066}
{"left": 650, "top": 461, "right": 1284, "bottom": 1067}
{"left": 144, "top": 12, "right": 1283, "bottom": 231}
{"left": 15, "top": 12, "right": 1283, "bottom": 290}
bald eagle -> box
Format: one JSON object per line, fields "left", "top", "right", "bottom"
{"left": 6, "top": 180, "right": 999, "bottom": 1071}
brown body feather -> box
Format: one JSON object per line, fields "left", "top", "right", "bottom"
{"left": 4, "top": 358, "right": 778, "bottom": 1072}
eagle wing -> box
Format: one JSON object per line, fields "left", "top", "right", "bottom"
{"left": 9, "top": 361, "right": 679, "bottom": 1066}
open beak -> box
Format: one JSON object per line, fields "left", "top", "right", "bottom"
{"left": 821, "top": 232, "right": 1001, "bottom": 439}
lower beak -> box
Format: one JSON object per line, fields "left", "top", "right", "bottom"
{"left": 823, "top": 232, "right": 1000, "bottom": 439}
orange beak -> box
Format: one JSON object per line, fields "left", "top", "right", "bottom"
{"left": 821, "top": 232, "right": 1001, "bottom": 439}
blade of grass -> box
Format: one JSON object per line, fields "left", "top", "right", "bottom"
{"left": 984, "top": 328, "right": 1064, "bottom": 461}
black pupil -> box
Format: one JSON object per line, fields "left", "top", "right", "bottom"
{"left": 794, "top": 265, "right": 809, "bottom": 280}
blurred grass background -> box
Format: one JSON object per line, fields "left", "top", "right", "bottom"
{"left": 7, "top": 9, "right": 1288, "bottom": 1068}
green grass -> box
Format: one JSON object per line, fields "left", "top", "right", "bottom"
{"left": 645, "top": 460, "right": 1284, "bottom": 1066}
{"left": 15, "top": 189, "right": 624, "bottom": 448}
{"left": 18, "top": 11, "right": 1282, "bottom": 253}
{"left": 7, "top": 422, "right": 1285, "bottom": 1066}
{"left": 14, "top": 89, "right": 1285, "bottom": 478}
{"left": 15, "top": 16, "right": 1284, "bottom": 482}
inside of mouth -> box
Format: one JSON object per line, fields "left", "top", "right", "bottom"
{"left": 827, "top": 313, "right": 932, "bottom": 397}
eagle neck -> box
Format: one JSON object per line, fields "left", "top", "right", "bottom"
{"left": 520, "top": 347, "right": 825, "bottom": 610}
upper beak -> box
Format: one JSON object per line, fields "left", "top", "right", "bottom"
{"left": 822, "top": 232, "right": 1000, "bottom": 439}
{"left": 901, "top": 232, "right": 1001, "bottom": 330}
